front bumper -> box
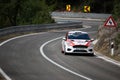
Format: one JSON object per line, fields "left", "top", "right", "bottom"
{"left": 65, "top": 45, "right": 94, "bottom": 54}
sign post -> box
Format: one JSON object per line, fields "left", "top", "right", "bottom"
{"left": 104, "top": 16, "right": 117, "bottom": 56}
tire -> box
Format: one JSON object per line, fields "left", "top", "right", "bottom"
{"left": 61, "top": 50, "right": 67, "bottom": 55}
{"left": 64, "top": 52, "right": 67, "bottom": 55}
{"left": 61, "top": 50, "right": 64, "bottom": 53}
{"left": 91, "top": 53, "right": 95, "bottom": 56}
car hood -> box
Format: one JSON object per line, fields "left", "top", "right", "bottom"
{"left": 67, "top": 39, "right": 91, "bottom": 46}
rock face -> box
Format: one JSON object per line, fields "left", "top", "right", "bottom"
{"left": 95, "top": 25, "right": 120, "bottom": 56}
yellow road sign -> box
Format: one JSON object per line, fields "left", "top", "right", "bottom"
{"left": 84, "top": 6, "right": 90, "bottom": 12}
{"left": 66, "top": 5, "right": 71, "bottom": 12}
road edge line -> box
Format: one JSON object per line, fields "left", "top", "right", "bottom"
{"left": 95, "top": 51, "right": 120, "bottom": 67}
{"left": 93, "top": 40, "right": 120, "bottom": 67}
{"left": 0, "top": 26, "right": 91, "bottom": 80}
{"left": 0, "top": 32, "right": 46, "bottom": 80}
{"left": 40, "top": 37, "right": 92, "bottom": 80}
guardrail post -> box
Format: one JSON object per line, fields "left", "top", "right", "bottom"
{"left": 111, "top": 42, "right": 114, "bottom": 56}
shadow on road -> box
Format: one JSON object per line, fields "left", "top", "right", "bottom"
{"left": 65, "top": 53, "right": 96, "bottom": 57}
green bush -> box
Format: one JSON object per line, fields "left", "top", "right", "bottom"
{"left": 114, "top": 33, "right": 120, "bottom": 49}
{"left": 0, "top": 0, "right": 55, "bottom": 28}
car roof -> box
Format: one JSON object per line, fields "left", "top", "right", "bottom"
{"left": 68, "top": 31, "right": 88, "bottom": 34}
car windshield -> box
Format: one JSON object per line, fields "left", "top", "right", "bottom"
{"left": 68, "top": 33, "right": 90, "bottom": 40}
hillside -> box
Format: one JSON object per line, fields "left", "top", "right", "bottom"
{"left": 95, "top": 24, "right": 120, "bottom": 61}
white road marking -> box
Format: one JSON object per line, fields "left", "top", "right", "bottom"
{"left": 95, "top": 52, "right": 120, "bottom": 67}
{"left": 53, "top": 17, "right": 104, "bottom": 21}
{"left": 40, "top": 37, "right": 93, "bottom": 80}
{"left": 0, "top": 27, "right": 92, "bottom": 80}
{"left": 0, "top": 68, "right": 11, "bottom": 80}
{"left": 0, "top": 29, "right": 120, "bottom": 80}
{"left": 0, "top": 32, "right": 46, "bottom": 80}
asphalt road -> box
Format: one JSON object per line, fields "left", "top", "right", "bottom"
{"left": 0, "top": 21, "right": 120, "bottom": 80}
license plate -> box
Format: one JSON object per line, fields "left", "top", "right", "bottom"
{"left": 75, "top": 48, "right": 85, "bottom": 50}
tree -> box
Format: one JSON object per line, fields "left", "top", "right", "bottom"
{"left": 53, "top": 0, "right": 114, "bottom": 13}
{"left": 0, "top": 0, "right": 54, "bottom": 28}
{"left": 0, "top": 0, "right": 24, "bottom": 27}
{"left": 45, "top": 0, "right": 57, "bottom": 11}
{"left": 113, "top": 0, "right": 120, "bottom": 19}
{"left": 17, "top": 0, "right": 54, "bottom": 25}
{"left": 113, "top": 0, "right": 120, "bottom": 29}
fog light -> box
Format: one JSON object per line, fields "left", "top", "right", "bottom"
{"left": 67, "top": 48, "right": 71, "bottom": 51}
{"left": 89, "top": 49, "right": 93, "bottom": 52}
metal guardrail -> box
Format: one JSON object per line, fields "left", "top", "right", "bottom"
{"left": 0, "top": 22, "right": 82, "bottom": 36}
{"left": 51, "top": 12, "right": 111, "bottom": 19}
{"left": 0, "top": 12, "right": 110, "bottom": 36}
{"left": 51, "top": 12, "right": 111, "bottom": 23}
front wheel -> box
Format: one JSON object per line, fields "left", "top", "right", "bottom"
{"left": 61, "top": 50, "right": 67, "bottom": 55}
{"left": 64, "top": 52, "right": 67, "bottom": 55}
{"left": 91, "top": 53, "right": 95, "bottom": 56}
{"left": 61, "top": 50, "right": 64, "bottom": 53}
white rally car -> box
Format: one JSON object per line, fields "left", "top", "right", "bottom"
{"left": 62, "top": 31, "right": 94, "bottom": 55}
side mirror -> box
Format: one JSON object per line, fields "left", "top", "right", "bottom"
{"left": 91, "top": 38, "right": 94, "bottom": 42}
{"left": 62, "top": 37, "right": 66, "bottom": 41}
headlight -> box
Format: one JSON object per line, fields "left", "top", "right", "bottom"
{"left": 89, "top": 43, "right": 94, "bottom": 47}
{"left": 66, "top": 42, "right": 73, "bottom": 46}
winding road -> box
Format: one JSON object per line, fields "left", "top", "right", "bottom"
{"left": 0, "top": 21, "right": 120, "bottom": 80}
